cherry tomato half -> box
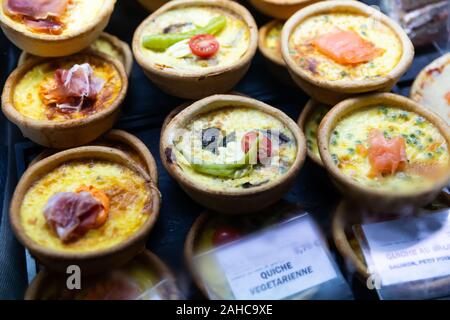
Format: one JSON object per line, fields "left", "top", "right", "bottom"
{"left": 241, "top": 131, "right": 272, "bottom": 163}
{"left": 212, "top": 227, "right": 241, "bottom": 246}
{"left": 189, "top": 34, "right": 220, "bottom": 58}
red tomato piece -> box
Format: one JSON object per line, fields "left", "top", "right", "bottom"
{"left": 241, "top": 131, "right": 272, "bottom": 163}
{"left": 212, "top": 227, "right": 242, "bottom": 246}
{"left": 189, "top": 34, "right": 219, "bottom": 58}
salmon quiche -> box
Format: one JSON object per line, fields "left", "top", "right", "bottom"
{"left": 133, "top": 0, "right": 258, "bottom": 99}
{"left": 327, "top": 105, "right": 449, "bottom": 192}
{"left": 318, "top": 94, "right": 450, "bottom": 212}
{"left": 282, "top": 1, "right": 414, "bottom": 105}
{"left": 26, "top": 251, "right": 180, "bottom": 300}
{"left": 0, "top": 0, "right": 116, "bottom": 56}
{"left": 410, "top": 53, "right": 450, "bottom": 125}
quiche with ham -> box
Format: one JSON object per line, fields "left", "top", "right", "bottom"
{"left": 13, "top": 54, "right": 123, "bottom": 121}
{"left": 328, "top": 105, "right": 450, "bottom": 193}
{"left": 288, "top": 11, "right": 402, "bottom": 82}
{"left": 20, "top": 159, "right": 153, "bottom": 252}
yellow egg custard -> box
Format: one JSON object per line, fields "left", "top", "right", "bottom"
{"left": 264, "top": 20, "right": 283, "bottom": 61}
{"left": 305, "top": 104, "right": 329, "bottom": 159}
{"left": 329, "top": 105, "right": 450, "bottom": 193}
{"left": 13, "top": 54, "right": 123, "bottom": 121}
{"left": 0, "top": 0, "right": 106, "bottom": 35}
{"left": 139, "top": 6, "right": 251, "bottom": 71}
{"left": 20, "top": 160, "right": 152, "bottom": 253}
{"left": 411, "top": 53, "right": 450, "bottom": 125}
{"left": 170, "top": 107, "right": 297, "bottom": 191}
{"left": 288, "top": 12, "right": 402, "bottom": 81}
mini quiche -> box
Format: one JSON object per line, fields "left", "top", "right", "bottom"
{"left": 259, "top": 20, "right": 294, "bottom": 86}
{"left": 297, "top": 99, "right": 330, "bottom": 166}
{"left": 19, "top": 32, "right": 134, "bottom": 76}
{"left": 2, "top": 51, "right": 128, "bottom": 148}
{"left": 410, "top": 53, "right": 450, "bottom": 126}
{"left": 25, "top": 251, "right": 180, "bottom": 300}
{"left": 318, "top": 93, "right": 450, "bottom": 212}
{"left": 10, "top": 147, "right": 161, "bottom": 273}
{"left": 281, "top": 1, "right": 414, "bottom": 105}
{"left": 332, "top": 198, "right": 450, "bottom": 285}
{"left": 133, "top": 0, "right": 258, "bottom": 99}
{"left": 185, "top": 203, "right": 319, "bottom": 299}
{"left": 161, "top": 94, "right": 305, "bottom": 214}
{"left": 0, "top": 0, "right": 117, "bottom": 57}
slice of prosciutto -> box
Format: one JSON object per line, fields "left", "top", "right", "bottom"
{"left": 41, "top": 63, "right": 105, "bottom": 112}
{"left": 368, "top": 129, "right": 407, "bottom": 177}
{"left": 44, "top": 191, "right": 103, "bottom": 242}
{"left": 4, "top": 0, "right": 68, "bottom": 33}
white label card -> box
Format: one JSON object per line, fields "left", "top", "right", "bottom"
{"left": 360, "top": 209, "right": 450, "bottom": 286}
{"left": 213, "top": 215, "right": 337, "bottom": 300}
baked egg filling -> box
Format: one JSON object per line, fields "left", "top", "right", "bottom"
{"left": 329, "top": 105, "right": 449, "bottom": 193}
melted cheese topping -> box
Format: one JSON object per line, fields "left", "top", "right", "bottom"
{"left": 140, "top": 6, "right": 250, "bottom": 71}
{"left": 264, "top": 21, "right": 283, "bottom": 60}
{"left": 289, "top": 12, "right": 402, "bottom": 81}
{"left": 0, "top": 0, "right": 105, "bottom": 35}
{"left": 305, "top": 104, "right": 329, "bottom": 159}
{"left": 13, "top": 55, "right": 122, "bottom": 121}
{"left": 20, "top": 160, "right": 151, "bottom": 253}
{"left": 329, "top": 106, "right": 450, "bottom": 192}
{"left": 171, "top": 107, "right": 297, "bottom": 191}
{"left": 414, "top": 55, "right": 450, "bottom": 125}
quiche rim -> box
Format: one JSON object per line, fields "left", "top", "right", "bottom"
{"left": 281, "top": 1, "right": 415, "bottom": 105}
{"left": 18, "top": 32, "right": 134, "bottom": 76}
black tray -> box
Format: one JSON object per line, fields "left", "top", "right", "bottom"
{"left": 0, "top": 0, "right": 446, "bottom": 300}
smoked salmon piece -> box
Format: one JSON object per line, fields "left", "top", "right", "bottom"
{"left": 312, "top": 29, "right": 385, "bottom": 65}
{"left": 368, "top": 129, "right": 407, "bottom": 176}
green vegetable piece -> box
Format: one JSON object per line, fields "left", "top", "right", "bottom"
{"left": 142, "top": 16, "right": 227, "bottom": 51}
{"left": 190, "top": 136, "right": 259, "bottom": 179}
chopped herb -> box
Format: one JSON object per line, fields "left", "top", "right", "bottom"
{"left": 347, "top": 148, "right": 355, "bottom": 154}
{"left": 378, "top": 106, "right": 388, "bottom": 115}
{"left": 415, "top": 116, "right": 425, "bottom": 125}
